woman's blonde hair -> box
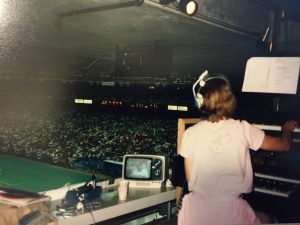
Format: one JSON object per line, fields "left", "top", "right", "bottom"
{"left": 202, "top": 78, "right": 236, "bottom": 122}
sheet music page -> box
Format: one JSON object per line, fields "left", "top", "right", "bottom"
{"left": 242, "top": 57, "right": 300, "bottom": 94}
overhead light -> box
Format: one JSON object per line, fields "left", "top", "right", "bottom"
{"left": 184, "top": 0, "right": 198, "bottom": 15}
{"left": 257, "top": 26, "right": 272, "bottom": 52}
{"left": 179, "top": 0, "right": 198, "bottom": 16}
{"left": 159, "top": 0, "right": 198, "bottom": 16}
{"left": 261, "top": 26, "right": 270, "bottom": 42}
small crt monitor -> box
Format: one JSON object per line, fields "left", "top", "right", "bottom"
{"left": 122, "top": 154, "right": 168, "bottom": 188}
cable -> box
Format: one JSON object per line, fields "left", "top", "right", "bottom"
{"left": 88, "top": 210, "right": 96, "bottom": 225}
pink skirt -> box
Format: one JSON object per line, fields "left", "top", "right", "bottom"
{"left": 177, "top": 193, "right": 261, "bottom": 225}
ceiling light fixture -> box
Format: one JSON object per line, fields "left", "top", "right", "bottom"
{"left": 180, "top": 0, "right": 198, "bottom": 16}
{"left": 257, "top": 25, "right": 273, "bottom": 52}
{"left": 159, "top": 0, "right": 198, "bottom": 16}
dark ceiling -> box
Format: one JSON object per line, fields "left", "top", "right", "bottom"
{"left": 0, "top": 0, "right": 299, "bottom": 82}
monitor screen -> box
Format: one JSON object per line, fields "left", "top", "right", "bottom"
{"left": 122, "top": 154, "right": 167, "bottom": 188}
{"left": 125, "top": 157, "right": 152, "bottom": 180}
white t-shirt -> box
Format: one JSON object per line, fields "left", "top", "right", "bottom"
{"left": 179, "top": 119, "right": 264, "bottom": 199}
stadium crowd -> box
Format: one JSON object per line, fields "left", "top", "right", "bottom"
{"left": 0, "top": 107, "right": 178, "bottom": 170}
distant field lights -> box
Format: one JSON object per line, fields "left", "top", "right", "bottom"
{"left": 167, "top": 105, "right": 188, "bottom": 111}
{"left": 74, "top": 99, "right": 93, "bottom": 104}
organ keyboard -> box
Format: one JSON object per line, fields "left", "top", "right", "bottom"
{"left": 251, "top": 124, "right": 300, "bottom": 197}
{"left": 245, "top": 123, "right": 300, "bottom": 222}
{"left": 254, "top": 172, "right": 299, "bottom": 198}
{"left": 253, "top": 124, "right": 300, "bottom": 133}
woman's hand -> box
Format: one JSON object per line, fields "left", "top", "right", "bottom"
{"left": 282, "top": 120, "right": 299, "bottom": 133}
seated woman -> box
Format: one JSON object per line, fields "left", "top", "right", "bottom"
{"left": 177, "top": 71, "right": 298, "bottom": 225}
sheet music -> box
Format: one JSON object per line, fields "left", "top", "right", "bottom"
{"left": 242, "top": 57, "right": 300, "bottom": 94}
